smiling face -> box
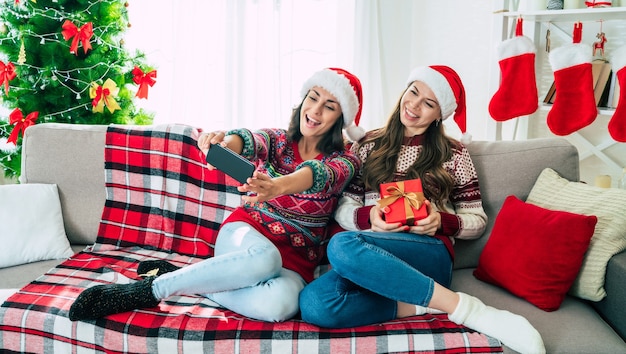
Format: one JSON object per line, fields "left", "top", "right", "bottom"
{"left": 300, "top": 86, "right": 343, "bottom": 139}
{"left": 399, "top": 81, "right": 442, "bottom": 136}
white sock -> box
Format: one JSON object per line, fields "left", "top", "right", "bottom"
{"left": 415, "top": 305, "right": 445, "bottom": 315}
{"left": 448, "top": 292, "right": 545, "bottom": 354}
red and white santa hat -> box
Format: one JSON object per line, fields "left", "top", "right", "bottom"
{"left": 405, "top": 65, "right": 470, "bottom": 144}
{"left": 301, "top": 67, "right": 365, "bottom": 142}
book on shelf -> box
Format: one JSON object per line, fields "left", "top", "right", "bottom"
{"left": 613, "top": 75, "right": 620, "bottom": 108}
{"left": 598, "top": 70, "right": 612, "bottom": 108}
{"left": 607, "top": 70, "right": 620, "bottom": 109}
{"left": 594, "top": 59, "right": 612, "bottom": 107}
{"left": 543, "top": 81, "right": 556, "bottom": 104}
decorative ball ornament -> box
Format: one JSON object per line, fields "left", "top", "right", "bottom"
{"left": 0, "top": 23, "right": 7, "bottom": 34}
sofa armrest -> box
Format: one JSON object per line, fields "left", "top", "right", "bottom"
{"left": 592, "top": 251, "right": 626, "bottom": 340}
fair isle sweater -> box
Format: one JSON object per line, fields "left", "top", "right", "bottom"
{"left": 222, "top": 128, "right": 360, "bottom": 283}
{"left": 334, "top": 133, "right": 487, "bottom": 259}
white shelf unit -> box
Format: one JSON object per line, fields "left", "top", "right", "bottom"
{"left": 490, "top": 1, "right": 626, "bottom": 182}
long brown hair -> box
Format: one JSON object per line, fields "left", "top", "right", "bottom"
{"left": 286, "top": 98, "right": 346, "bottom": 155}
{"left": 361, "top": 93, "right": 456, "bottom": 210}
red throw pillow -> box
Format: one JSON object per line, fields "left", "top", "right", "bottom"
{"left": 473, "top": 195, "right": 597, "bottom": 311}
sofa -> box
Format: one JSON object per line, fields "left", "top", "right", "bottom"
{"left": 0, "top": 122, "right": 625, "bottom": 353}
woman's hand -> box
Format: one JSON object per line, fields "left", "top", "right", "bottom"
{"left": 371, "top": 200, "right": 441, "bottom": 236}
{"left": 369, "top": 204, "right": 408, "bottom": 233}
{"left": 239, "top": 171, "right": 285, "bottom": 203}
{"left": 407, "top": 200, "right": 441, "bottom": 236}
{"left": 197, "top": 131, "right": 228, "bottom": 170}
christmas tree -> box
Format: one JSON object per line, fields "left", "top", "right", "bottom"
{"left": 0, "top": 0, "right": 156, "bottom": 179}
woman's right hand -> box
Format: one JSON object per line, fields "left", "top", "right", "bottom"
{"left": 369, "top": 204, "right": 409, "bottom": 233}
{"left": 197, "top": 131, "right": 227, "bottom": 170}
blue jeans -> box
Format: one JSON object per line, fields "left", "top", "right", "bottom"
{"left": 152, "top": 221, "right": 306, "bottom": 322}
{"left": 299, "top": 231, "right": 452, "bottom": 328}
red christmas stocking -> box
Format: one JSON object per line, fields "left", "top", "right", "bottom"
{"left": 609, "top": 45, "right": 626, "bottom": 142}
{"left": 489, "top": 18, "right": 538, "bottom": 121}
{"left": 547, "top": 22, "right": 597, "bottom": 136}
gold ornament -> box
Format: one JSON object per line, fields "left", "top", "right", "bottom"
{"left": 89, "top": 79, "right": 121, "bottom": 114}
{"left": 17, "top": 40, "right": 26, "bottom": 65}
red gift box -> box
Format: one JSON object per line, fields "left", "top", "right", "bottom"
{"left": 378, "top": 179, "right": 428, "bottom": 225}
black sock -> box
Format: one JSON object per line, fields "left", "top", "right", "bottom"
{"left": 137, "top": 260, "right": 181, "bottom": 277}
{"left": 68, "top": 277, "right": 159, "bottom": 321}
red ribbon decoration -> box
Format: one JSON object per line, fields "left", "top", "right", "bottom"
{"left": 61, "top": 20, "right": 93, "bottom": 55}
{"left": 132, "top": 66, "right": 157, "bottom": 99}
{"left": 8, "top": 108, "right": 38, "bottom": 145}
{"left": 0, "top": 61, "right": 17, "bottom": 95}
{"left": 92, "top": 85, "right": 110, "bottom": 107}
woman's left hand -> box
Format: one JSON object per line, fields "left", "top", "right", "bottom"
{"left": 239, "top": 171, "right": 284, "bottom": 203}
{"left": 407, "top": 200, "right": 441, "bottom": 236}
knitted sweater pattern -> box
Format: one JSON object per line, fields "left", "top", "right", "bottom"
{"left": 224, "top": 128, "right": 360, "bottom": 282}
{"left": 334, "top": 134, "right": 487, "bottom": 257}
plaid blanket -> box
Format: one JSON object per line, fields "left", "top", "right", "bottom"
{"left": 0, "top": 124, "right": 503, "bottom": 353}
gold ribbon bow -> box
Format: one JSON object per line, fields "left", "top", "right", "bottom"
{"left": 378, "top": 183, "right": 425, "bottom": 225}
{"left": 89, "top": 78, "right": 121, "bottom": 113}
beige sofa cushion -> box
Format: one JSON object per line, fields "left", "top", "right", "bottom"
{"left": 20, "top": 123, "right": 108, "bottom": 245}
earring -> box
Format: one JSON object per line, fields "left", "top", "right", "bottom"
{"left": 435, "top": 119, "right": 440, "bottom": 127}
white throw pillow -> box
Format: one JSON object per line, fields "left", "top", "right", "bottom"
{"left": 527, "top": 168, "right": 626, "bottom": 301}
{"left": 0, "top": 183, "right": 74, "bottom": 268}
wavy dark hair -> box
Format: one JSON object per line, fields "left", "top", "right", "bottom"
{"left": 361, "top": 92, "right": 457, "bottom": 210}
{"left": 286, "top": 98, "right": 346, "bottom": 156}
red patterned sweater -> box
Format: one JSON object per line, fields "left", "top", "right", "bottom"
{"left": 334, "top": 133, "right": 487, "bottom": 259}
{"left": 222, "top": 128, "right": 360, "bottom": 282}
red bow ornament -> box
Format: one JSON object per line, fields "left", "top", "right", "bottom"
{"left": 0, "top": 61, "right": 17, "bottom": 95}
{"left": 8, "top": 108, "right": 38, "bottom": 145}
{"left": 132, "top": 66, "right": 157, "bottom": 99}
{"left": 61, "top": 20, "right": 93, "bottom": 55}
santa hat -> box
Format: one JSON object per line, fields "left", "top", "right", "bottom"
{"left": 405, "top": 65, "right": 471, "bottom": 144}
{"left": 300, "top": 67, "right": 365, "bottom": 141}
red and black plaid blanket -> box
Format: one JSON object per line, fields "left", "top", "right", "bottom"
{"left": 0, "top": 124, "right": 502, "bottom": 353}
